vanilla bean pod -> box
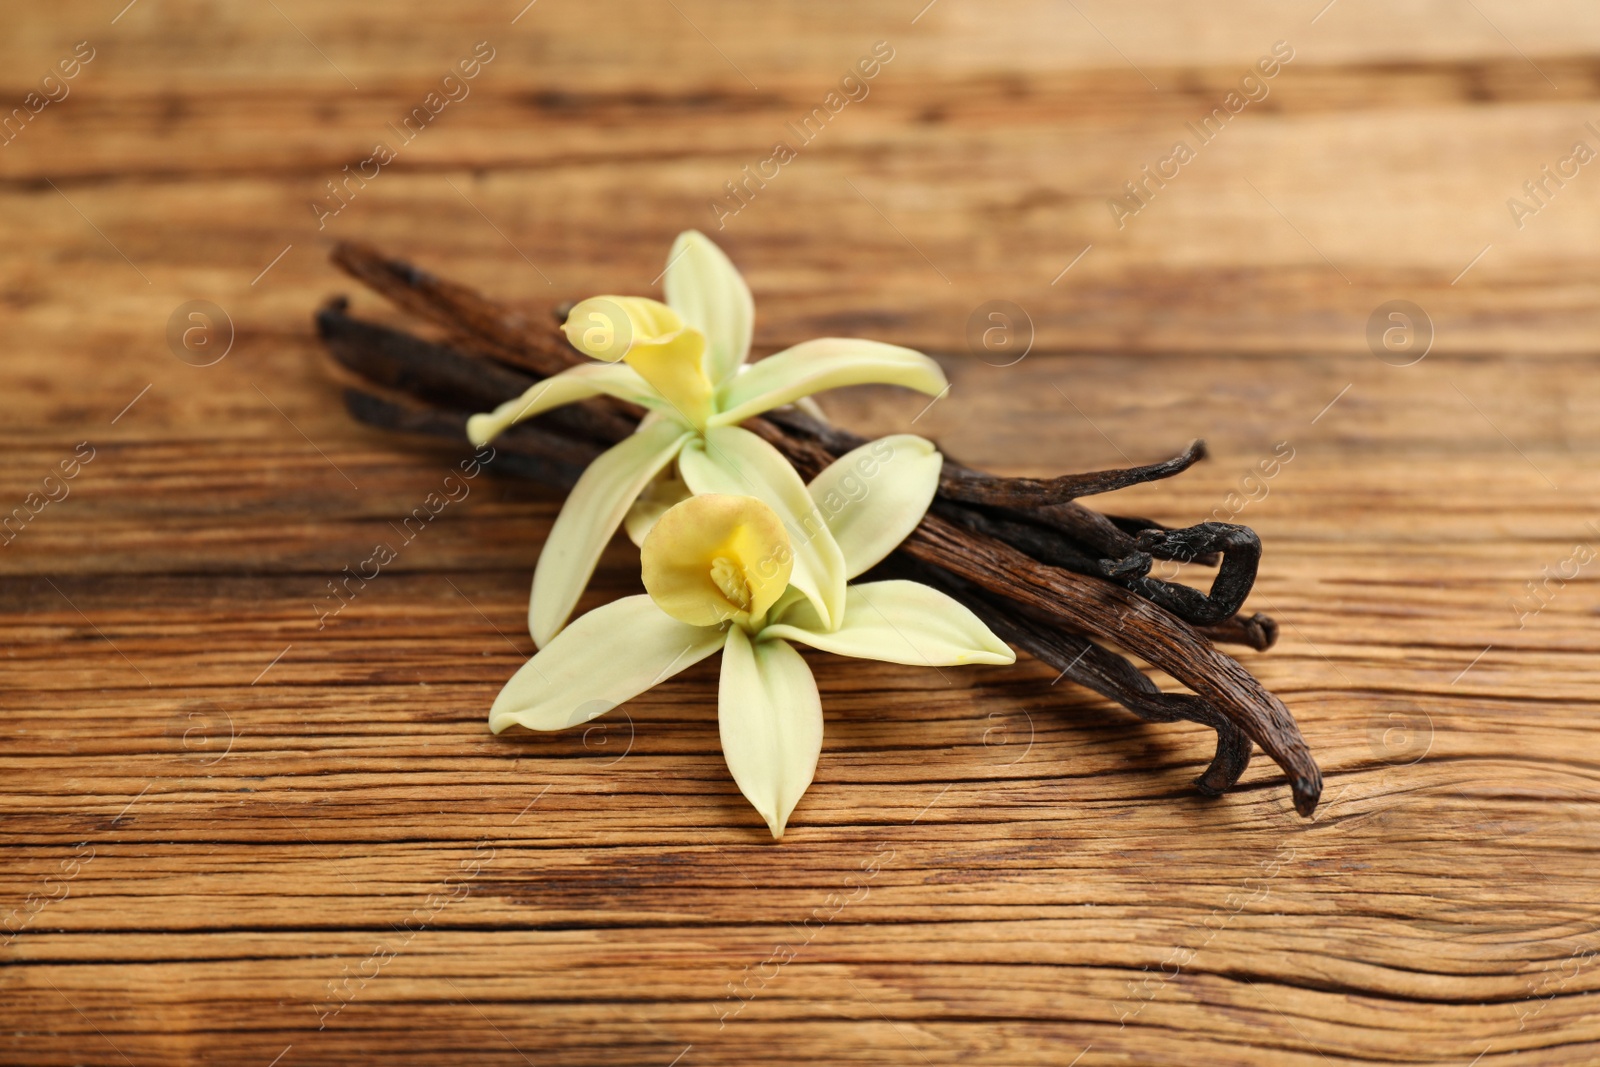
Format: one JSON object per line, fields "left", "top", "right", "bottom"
{"left": 878, "top": 553, "right": 1254, "bottom": 794}
{"left": 343, "top": 389, "right": 604, "bottom": 488}
{"left": 319, "top": 242, "right": 1322, "bottom": 815}
{"left": 1197, "top": 612, "right": 1279, "bottom": 652}
{"left": 318, "top": 298, "right": 639, "bottom": 447}
{"left": 746, "top": 414, "right": 1319, "bottom": 812}
{"left": 321, "top": 296, "right": 534, "bottom": 409}
{"left": 1009, "top": 627, "right": 1255, "bottom": 798}
{"left": 939, "top": 439, "right": 1209, "bottom": 507}
{"left": 330, "top": 242, "right": 577, "bottom": 376}
{"left": 760, "top": 407, "right": 1258, "bottom": 629}
{"left": 898, "top": 514, "right": 1320, "bottom": 815}
{"left": 968, "top": 591, "right": 1255, "bottom": 796}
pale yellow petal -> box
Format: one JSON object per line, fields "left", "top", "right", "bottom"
{"left": 762, "top": 580, "right": 1016, "bottom": 666}
{"left": 718, "top": 628, "right": 823, "bottom": 839}
{"left": 466, "top": 362, "right": 661, "bottom": 447}
{"left": 623, "top": 472, "right": 691, "bottom": 547}
{"left": 709, "top": 338, "right": 947, "bottom": 427}
{"left": 663, "top": 230, "right": 754, "bottom": 385}
{"left": 809, "top": 434, "right": 942, "bottom": 579}
{"left": 489, "top": 595, "right": 725, "bottom": 734}
{"left": 529, "top": 419, "right": 694, "bottom": 646}
{"left": 793, "top": 395, "right": 828, "bottom": 422}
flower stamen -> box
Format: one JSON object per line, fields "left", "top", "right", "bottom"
{"left": 710, "top": 556, "right": 754, "bottom": 613}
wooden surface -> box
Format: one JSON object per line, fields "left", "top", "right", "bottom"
{"left": 4, "top": 2, "right": 1600, "bottom": 1063}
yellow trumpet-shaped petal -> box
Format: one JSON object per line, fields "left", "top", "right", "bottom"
{"left": 562, "top": 296, "right": 684, "bottom": 361}
{"left": 562, "top": 295, "right": 714, "bottom": 425}
{"left": 678, "top": 426, "right": 848, "bottom": 631}
{"left": 624, "top": 331, "right": 715, "bottom": 426}
{"left": 641, "top": 494, "right": 793, "bottom": 628}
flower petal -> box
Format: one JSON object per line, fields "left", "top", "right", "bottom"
{"left": 678, "top": 425, "right": 847, "bottom": 631}
{"left": 530, "top": 419, "right": 695, "bottom": 645}
{"left": 719, "top": 628, "right": 823, "bottom": 839}
{"left": 793, "top": 395, "right": 828, "bottom": 422}
{"left": 489, "top": 595, "right": 726, "bottom": 734}
{"left": 623, "top": 472, "right": 691, "bottom": 546}
{"left": 809, "top": 434, "right": 942, "bottom": 579}
{"left": 562, "top": 295, "right": 714, "bottom": 425}
{"left": 663, "top": 230, "right": 754, "bottom": 386}
{"left": 622, "top": 328, "right": 715, "bottom": 426}
{"left": 762, "top": 580, "right": 1016, "bottom": 667}
{"left": 708, "top": 338, "right": 947, "bottom": 428}
{"left": 562, "top": 296, "right": 684, "bottom": 361}
{"left": 467, "top": 362, "right": 663, "bottom": 447}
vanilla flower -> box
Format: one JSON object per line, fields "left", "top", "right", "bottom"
{"left": 487, "top": 436, "right": 1015, "bottom": 838}
{"left": 466, "top": 231, "right": 948, "bottom": 646}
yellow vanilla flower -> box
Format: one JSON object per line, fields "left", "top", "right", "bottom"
{"left": 487, "top": 436, "right": 1015, "bottom": 839}
{"left": 466, "top": 231, "right": 948, "bottom": 647}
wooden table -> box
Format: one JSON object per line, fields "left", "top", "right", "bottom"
{"left": 4, "top": 2, "right": 1598, "bottom": 1063}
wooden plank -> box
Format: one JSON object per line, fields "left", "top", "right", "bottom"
{"left": 5, "top": 1, "right": 1600, "bottom": 1063}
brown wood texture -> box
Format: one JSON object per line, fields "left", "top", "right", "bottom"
{"left": 3, "top": 2, "right": 1600, "bottom": 1064}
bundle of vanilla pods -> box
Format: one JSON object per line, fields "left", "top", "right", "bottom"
{"left": 316, "top": 243, "right": 1322, "bottom": 816}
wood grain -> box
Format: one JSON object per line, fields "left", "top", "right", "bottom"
{"left": 4, "top": 1, "right": 1600, "bottom": 1064}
